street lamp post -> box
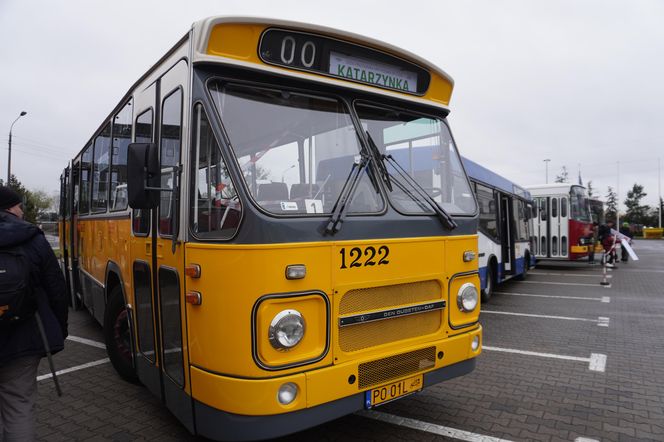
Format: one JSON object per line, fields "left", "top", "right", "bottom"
{"left": 543, "top": 159, "right": 551, "bottom": 184}
{"left": 7, "top": 111, "right": 27, "bottom": 184}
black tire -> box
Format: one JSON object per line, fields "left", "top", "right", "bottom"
{"left": 104, "top": 286, "right": 139, "bottom": 383}
{"left": 481, "top": 265, "right": 495, "bottom": 303}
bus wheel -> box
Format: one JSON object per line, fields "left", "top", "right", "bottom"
{"left": 515, "top": 255, "right": 530, "bottom": 281}
{"left": 481, "top": 265, "right": 494, "bottom": 303}
{"left": 104, "top": 286, "right": 139, "bottom": 384}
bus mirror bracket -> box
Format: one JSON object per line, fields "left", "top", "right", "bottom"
{"left": 127, "top": 142, "right": 161, "bottom": 209}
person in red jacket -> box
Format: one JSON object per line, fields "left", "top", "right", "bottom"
{"left": 0, "top": 186, "right": 68, "bottom": 441}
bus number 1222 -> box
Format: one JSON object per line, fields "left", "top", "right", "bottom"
{"left": 339, "top": 246, "right": 390, "bottom": 269}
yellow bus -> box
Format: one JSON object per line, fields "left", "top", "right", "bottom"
{"left": 59, "top": 16, "right": 482, "bottom": 440}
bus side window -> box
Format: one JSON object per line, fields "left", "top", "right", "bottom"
{"left": 132, "top": 108, "right": 154, "bottom": 235}
{"left": 560, "top": 197, "right": 568, "bottom": 218}
{"left": 92, "top": 123, "right": 111, "bottom": 213}
{"left": 551, "top": 198, "right": 558, "bottom": 218}
{"left": 159, "top": 88, "right": 183, "bottom": 237}
{"left": 80, "top": 144, "right": 93, "bottom": 215}
{"left": 110, "top": 99, "right": 133, "bottom": 211}
{"left": 476, "top": 183, "right": 498, "bottom": 240}
{"left": 190, "top": 103, "right": 241, "bottom": 239}
{"left": 539, "top": 198, "right": 547, "bottom": 221}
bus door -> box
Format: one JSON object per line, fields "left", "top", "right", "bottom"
{"left": 500, "top": 195, "right": 515, "bottom": 275}
{"left": 559, "top": 195, "right": 568, "bottom": 257}
{"left": 68, "top": 160, "right": 82, "bottom": 307}
{"left": 536, "top": 197, "right": 549, "bottom": 258}
{"left": 550, "top": 196, "right": 560, "bottom": 257}
{"left": 60, "top": 165, "right": 77, "bottom": 308}
{"left": 154, "top": 59, "right": 191, "bottom": 430}
{"left": 130, "top": 60, "right": 193, "bottom": 432}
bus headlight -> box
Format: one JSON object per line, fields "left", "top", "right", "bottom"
{"left": 269, "top": 310, "right": 305, "bottom": 350}
{"left": 457, "top": 283, "right": 479, "bottom": 312}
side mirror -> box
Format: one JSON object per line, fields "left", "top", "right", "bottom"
{"left": 128, "top": 142, "right": 160, "bottom": 209}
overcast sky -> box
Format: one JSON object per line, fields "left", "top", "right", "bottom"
{"left": 1, "top": 0, "right": 663, "bottom": 210}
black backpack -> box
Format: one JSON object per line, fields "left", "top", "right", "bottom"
{"left": 0, "top": 245, "right": 36, "bottom": 325}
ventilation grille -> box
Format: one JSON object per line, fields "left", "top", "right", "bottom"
{"left": 358, "top": 347, "right": 436, "bottom": 389}
{"left": 340, "top": 280, "right": 441, "bottom": 315}
{"left": 339, "top": 311, "right": 441, "bottom": 352}
{"left": 339, "top": 280, "right": 443, "bottom": 352}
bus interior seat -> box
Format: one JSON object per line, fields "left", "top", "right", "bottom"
{"left": 258, "top": 182, "right": 288, "bottom": 201}
{"left": 290, "top": 183, "right": 320, "bottom": 199}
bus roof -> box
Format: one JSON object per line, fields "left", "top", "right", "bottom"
{"left": 191, "top": 16, "right": 455, "bottom": 107}
{"left": 526, "top": 183, "right": 586, "bottom": 195}
{"left": 462, "top": 157, "right": 531, "bottom": 200}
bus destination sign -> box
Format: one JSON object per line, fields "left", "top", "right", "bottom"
{"left": 259, "top": 29, "right": 429, "bottom": 95}
{"left": 329, "top": 52, "right": 418, "bottom": 93}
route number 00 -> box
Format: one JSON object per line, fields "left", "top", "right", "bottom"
{"left": 280, "top": 36, "right": 316, "bottom": 68}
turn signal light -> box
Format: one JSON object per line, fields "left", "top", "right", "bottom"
{"left": 185, "top": 264, "right": 201, "bottom": 278}
{"left": 185, "top": 291, "right": 202, "bottom": 305}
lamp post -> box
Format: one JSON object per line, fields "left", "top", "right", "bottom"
{"left": 543, "top": 159, "right": 551, "bottom": 184}
{"left": 7, "top": 111, "right": 27, "bottom": 184}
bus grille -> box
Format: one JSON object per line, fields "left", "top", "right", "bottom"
{"left": 358, "top": 346, "right": 436, "bottom": 389}
{"left": 339, "top": 280, "right": 442, "bottom": 352}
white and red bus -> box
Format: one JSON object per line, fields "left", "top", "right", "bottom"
{"left": 527, "top": 183, "right": 593, "bottom": 261}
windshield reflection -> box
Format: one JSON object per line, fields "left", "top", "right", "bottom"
{"left": 355, "top": 103, "right": 476, "bottom": 216}
{"left": 209, "top": 82, "right": 383, "bottom": 215}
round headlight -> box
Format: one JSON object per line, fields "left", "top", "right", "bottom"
{"left": 457, "top": 283, "right": 479, "bottom": 312}
{"left": 269, "top": 310, "right": 305, "bottom": 350}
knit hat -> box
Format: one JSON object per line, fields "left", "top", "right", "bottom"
{"left": 0, "top": 186, "right": 22, "bottom": 210}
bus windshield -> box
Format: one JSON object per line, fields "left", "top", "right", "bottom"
{"left": 355, "top": 103, "right": 476, "bottom": 215}
{"left": 209, "top": 81, "right": 384, "bottom": 215}
{"left": 570, "top": 185, "right": 592, "bottom": 222}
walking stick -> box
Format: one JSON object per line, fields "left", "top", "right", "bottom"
{"left": 34, "top": 312, "right": 63, "bottom": 396}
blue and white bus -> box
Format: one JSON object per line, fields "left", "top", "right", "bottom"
{"left": 462, "top": 158, "right": 534, "bottom": 302}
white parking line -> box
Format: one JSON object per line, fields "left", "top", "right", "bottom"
{"left": 518, "top": 280, "right": 607, "bottom": 288}
{"left": 529, "top": 271, "right": 605, "bottom": 278}
{"left": 483, "top": 346, "right": 607, "bottom": 372}
{"left": 494, "top": 292, "right": 611, "bottom": 303}
{"left": 67, "top": 335, "right": 106, "bottom": 349}
{"left": 37, "top": 358, "right": 110, "bottom": 381}
{"left": 357, "top": 410, "right": 514, "bottom": 442}
{"left": 482, "top": 310, "right": 610, "bottom": 327}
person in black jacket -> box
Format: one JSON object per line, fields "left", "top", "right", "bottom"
{"left": 0, "top": 186, "right": 68, "bottom": 441}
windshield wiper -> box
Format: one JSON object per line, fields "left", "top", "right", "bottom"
{"left": 325, "top": 154, "right": 371, "bottom": 235}
{"left": 364, "top": 132, "right": 456, "bottom": 230}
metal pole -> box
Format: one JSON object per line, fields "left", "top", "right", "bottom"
{"left": 658, "top": 157, "right": 662, "bottom": 228}
{"left": 7, "top": 130, "right": 12, "bottom": 184}
{"left": 7, "top": 111, "right": 27, "bottom": 184}
{"left": 616, "top": 161, "right": 620, "bottom": 226}
{"left": 544, "top": 159, "right": 551, "bottom": 184}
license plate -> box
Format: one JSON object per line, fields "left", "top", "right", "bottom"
{"left": 365, "top": 375, "right": 423, "bottom": 408}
